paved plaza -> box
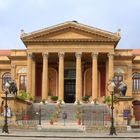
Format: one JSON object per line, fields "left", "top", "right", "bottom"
{"left": 0, "top": 128, "right": 140, "bottom": 140}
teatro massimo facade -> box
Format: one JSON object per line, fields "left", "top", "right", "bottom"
{"left": 0, "top": 21, "right": 140, "bottom": 106}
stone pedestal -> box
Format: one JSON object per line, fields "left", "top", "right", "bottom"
{"left": 2, "top": 94, "right": 16, "bottom": 113}
{"left": 1, "top": 94, "right": 32, "bottom": 123}
{"left": 114, "top": 96, "right": 134, "bottom": 126}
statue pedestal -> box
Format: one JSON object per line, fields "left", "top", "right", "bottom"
{"left": 2, "top": 94, "right": 16, "bottom": 114}
{"left": 1, "top": 94, "right": 32, "bottom": 123}
{"left": 115, "top": 96, "right": 134, "bottom": 126}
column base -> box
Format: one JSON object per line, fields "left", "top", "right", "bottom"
{"left": 40, "top": 100, "right": 48, "bottom": 104}
{"left": 91, "top": 101, "right": 99, "bottom": 105}
{"left": 57, "top": 100, "right": 65, "bottom": 105}
{"left": 37, "top": 125, "right": 42, "bottom": 130}
{"left": 74, "top": 100, "right": 83, "bottom": 105}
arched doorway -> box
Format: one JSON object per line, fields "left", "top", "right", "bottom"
{"left": 132, "top": 100, "right": 140, "bottom": 121}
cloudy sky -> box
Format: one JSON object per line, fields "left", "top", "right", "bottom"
{"left": 0, "top": 0, "right": 140, "bottom": 50}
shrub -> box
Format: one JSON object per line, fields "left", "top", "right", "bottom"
{"left": 17, "top": 90, "right": 27, "bottom": 100}
{"left": 103, "top": 96, "right": 111, "bottom": 105}
{"left": 28, "top": 94, "right": 35, "bottom": 102}
{"left": 82, "top": 96, "right": 89, "bottom": 102}
{"left": 51, "top": 96, "right": 58, "bottom": 101}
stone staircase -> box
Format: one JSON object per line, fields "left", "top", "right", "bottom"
{"left": 26, "top": 103, "right": 57, "bottom": 120}
{"left": 26, "top": 103, "right": 78, "bottom": 122}
{"left": 17, "top": 103, "right": 112, "bottom": 132}
{"left": 58, "top": 104, "right": 77, "bottom": 122}
{"left": 40, "top": 122, "right": 85, "bottom": 132}
{"left": 81, "top": 104, "right": 110, "bottom": 125}
{"left": 25, "top": 103, "right": 109, "bottom": 125}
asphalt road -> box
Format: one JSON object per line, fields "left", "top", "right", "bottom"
{"left": 0, "top": 137, "right": 139, "bottom": 140}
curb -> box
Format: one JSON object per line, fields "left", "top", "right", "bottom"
{"left": 0, "top": 133, "right": 140, "bottom": 138}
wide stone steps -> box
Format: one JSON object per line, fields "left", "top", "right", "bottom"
{"left": 40, "top": 122, "right": 85, "bottom": 132}
{"left": 59, "top": 104, "right": 77, "bottom": 122}
{"left": 25, "top": 103, "right": 110, "bottom": 126}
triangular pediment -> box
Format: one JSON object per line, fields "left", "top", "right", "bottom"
{"left": 21, "top": 21, "right": 120, "bottom": 44}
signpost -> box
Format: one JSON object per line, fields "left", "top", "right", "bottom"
{"left": 62, "top": 112, "right": 67, "bottom": 126}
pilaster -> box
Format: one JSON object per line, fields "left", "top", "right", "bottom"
{"left": 11, "top": 64, "right": 16, "bottom": 80}
{"left": 126, "top": 65, "right": 132, "bottom": 96}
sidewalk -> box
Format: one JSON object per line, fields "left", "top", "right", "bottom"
{"left": 0, "top": 126, "right": 140, "bottom": 138}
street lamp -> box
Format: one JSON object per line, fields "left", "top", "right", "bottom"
{"left": 107, "top": 79, "right": 117, "bottom": 135}
{"left": 38, "top": 105, "right": 41, "bottom": 125}
{"left": 2, "top": 82, "right": 10, "bottom": 133}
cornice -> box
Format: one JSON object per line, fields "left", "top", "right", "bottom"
{"left": 23, "top": 39, "right": 117, "bottom": 43}
{"left": 8, "top": 56, "right": 27, "bottom": 60}
{"left": 26, "top": 26, "right": 119, "bottom": 40}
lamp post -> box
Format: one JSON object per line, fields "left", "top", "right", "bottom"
{"left": 39, "top": 105, "right": 41, "bottom": 125}
{"left": 108, "top": 79, "right": 117, "bottom": 135}
{"left": 2, "top": 82, "right": 10, "bottom": 133}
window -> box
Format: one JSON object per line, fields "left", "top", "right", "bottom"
{"left": 114, "top": 75, "right": 123, "bottom": 93}
{"left": 2, "top": 72, "right": 11, "bottom": 91}
{"left": 132, "top": 73, "right": 140, "bottom": 92}
{"left": 19, "top": 75, "right": 27, "bottom": 91}
{"left": 64, "top": 69, "right": 76, "bottom": 79}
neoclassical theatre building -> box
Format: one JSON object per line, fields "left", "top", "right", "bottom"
{"left": 0, "top": 21, "right": 140, "bottom": 105}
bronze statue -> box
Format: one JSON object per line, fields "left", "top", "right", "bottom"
{"left": 118, "top": 81, "right": 127, "bottom": 96}
{"left": 8, "top": 80, "right": 18, "bottom": 96}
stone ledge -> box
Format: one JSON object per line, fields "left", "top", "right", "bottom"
{"left": 118, "top": 96, "right": 133, "bottom": 101}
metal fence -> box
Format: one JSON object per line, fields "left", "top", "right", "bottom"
{"left": 0, "top": 104, "right": 111, "bottom": 127}
{"left": 81, "top": 105, "right": 111, "bottom": 126}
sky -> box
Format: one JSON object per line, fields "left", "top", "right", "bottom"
{"left": 0, "top": 0, "right": 140, "bottom": 50}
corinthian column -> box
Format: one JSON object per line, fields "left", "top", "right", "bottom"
{"left": 42, "top": 53, "right": 49, "bottom": 100}
{"left": 58, "top": 52, "right": 64, "bottom": 102}
{"left": 27, "top": 53, "right": 32, "bottom": 95}
{"left": 92, "top": 53, "right": 98, "bottom": 100}
{"left": 108, "top": 53, "right": 114, "bottom": 80}
{"left": 75, "top": 52, "right": 82, "bottom": 102}
{"left": 107, "top": 53, "right": 114, "bottom": 96}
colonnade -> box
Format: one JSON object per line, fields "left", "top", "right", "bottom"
{"left": 27, "top": 52, "right": 114, "bottom": 102}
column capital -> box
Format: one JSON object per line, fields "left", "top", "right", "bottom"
{"left": 75, "top": 52, "right": 82, "bottom": 58}
{"left": 91, "top": 52, "right": 98, "bottom": 59}
{"left": 58, "top": 52, "right": 65, "bottom": 58}
{"left": 108, "top": 53, "right": 114, "bottom": 59}
{"left": 42, "top": 52, "right": 49, "bottom": 58}
{"left": 127, "top": 65, "right": 132, "bottom": 70}
{"left": 11, "top": 64, "right": 16, "bottom": 68}
{"left": 27, "top": 53, "right": 33, "bottom": 58}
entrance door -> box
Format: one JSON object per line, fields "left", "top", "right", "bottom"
{"left": 64, "top": 69, "right": 76, "bottom": 103}
{"left": 64, "top": 79, "right": 75, "bottom": 103}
